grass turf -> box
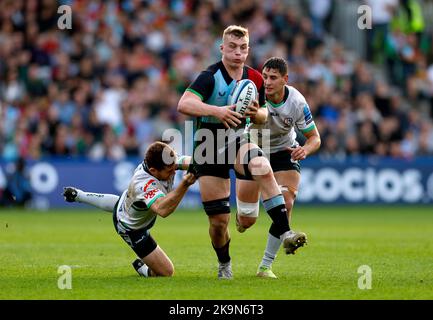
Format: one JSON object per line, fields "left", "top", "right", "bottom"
{"left": 0, "top": 206, "right": 432, "bottom": 300}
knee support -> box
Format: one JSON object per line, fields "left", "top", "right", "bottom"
{"left": 236, "top": 198, "right": 260, "bottom": 218}
{"left": 203, "top": 197, "right": 231, "bottom": 216}
{"left": 242, "top": 148, "right": 265, "bottom": 179}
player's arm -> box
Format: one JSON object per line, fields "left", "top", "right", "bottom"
{"left": 178, "top": 91, "right": 242, "bottom": 129}
{"left": 149, "top": 173, "right": 196, "bottom": 218}
{"left": 176, "top": 155, "right": 198, "bottom": 176}
{"left": 289, "top": 98, "right": 321, "bottom": 160}
{"left": 177, "top": 71, "right": 242, "bottom": 128}
{"left": 176, "top": 155, "right": 191, "bottom": 170}
{"left": 288, "top": 127, "right": 321, "bottom": 161}
{"left": 245, "top": 100, "right": 268, "bottom": 124}
{"left": 178, "top": 91, "right": 219, "bottom": 118}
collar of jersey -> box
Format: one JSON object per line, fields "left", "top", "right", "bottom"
{"left": 142, "top": 161, "right": 151, "bottom": 174}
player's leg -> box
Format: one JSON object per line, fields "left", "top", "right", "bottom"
{"left": 63, "top": 186, "right": 119, "bottom": 212}
{"left": 276, "top": 170, "right": 307, "bottom": 254}
{"left": 257, "top": 169, "right": 304, "bottom": 277}
{"left": 134, "top": 245, "right": 174, "bottom": 277}
{"left": 275, "top": 170, "right": 301, "bottom": 224}
{"left": 234, "top": 144, "right": 292, "bottom": 250}
{"left": 115, "top": 220, "right": 174, "bottom": 277}
{"left": 235, "top": 178, "right": 260, "bottom": 232}
{"left": 199, "top": 175, "right": 232, "bottom": 279}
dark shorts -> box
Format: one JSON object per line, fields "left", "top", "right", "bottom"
{"left": 236, "top": 149, "right": 301, "bottom": 181}
{"left": 193, "top": 124, "right": 253, "bottom": 179}
{"left": 112, "top": 201, "right": 157, "bottom": 258}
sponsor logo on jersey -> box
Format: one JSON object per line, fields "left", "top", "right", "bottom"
{"left": 144, "top": 189, "right": 159, "bottom": 200}
{"left": 143, "top": 179, "right": 156, "bottom": 192}
{"left": 284, "top": 117, "right": 294, "bottom": 126}
{"left": 218, "top": 91, "right": 226, "bottom": 96}
{"left": 303, "top": 104, "right": 313, "bottom": 125}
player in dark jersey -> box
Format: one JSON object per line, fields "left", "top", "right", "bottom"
{"left": 178, "top": 25, "right": 300, "bottom": 279}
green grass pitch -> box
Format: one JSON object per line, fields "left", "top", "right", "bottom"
{"left": 0, "top": 206, "right": 432, "bottom": 300}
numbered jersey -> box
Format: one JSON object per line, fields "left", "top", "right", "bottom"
{"left": 116, "top": 163, "right": 174, "bottom": 230}
{"left": 249, "top": 85, "right": 316, "bottom": 154}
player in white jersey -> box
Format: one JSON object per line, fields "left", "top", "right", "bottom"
{"left": 62, "top": 142, "right": 196, "bottom": 277}
{"left": 236, "top": 57, "right": 321, "bottom": 278}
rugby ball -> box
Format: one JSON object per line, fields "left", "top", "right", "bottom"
{"left": 228, "top": 79, "right": 258, "bottom": 116}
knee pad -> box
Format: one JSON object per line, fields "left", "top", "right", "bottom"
{"left": 203, "top": 197, "right": 231, "bottom": 216}
{"left": 236, "top": 198, "right": 260, "bottom": 218}
{"left": 242, "top": 148, "right": 265, "bottom": 179}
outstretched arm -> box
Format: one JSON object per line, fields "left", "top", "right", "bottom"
{"left": 150, "top": 173, "right": 196, "bottom": 218}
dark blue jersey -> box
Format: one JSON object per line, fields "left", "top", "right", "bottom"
{"left": 186, "top": 61, "right": 265, "bottom": 125}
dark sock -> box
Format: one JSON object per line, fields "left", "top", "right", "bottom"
{"left": 263, "top": 195, "right": 290, "bottom": 237}
{"left": 213, "top": 239, "right": 231, "bottom": 263}
{"left": 269, "top": 223, "right": 283, "bottom": 239}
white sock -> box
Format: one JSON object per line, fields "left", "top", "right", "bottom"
{"left": 137, "top": 264, "right": 150, "bottom": 277}
{"left": 76, "top": 190, "right": 119, "bottom": 212}
{"left": 260, "top": 233, "right": 283, "bottom": 268}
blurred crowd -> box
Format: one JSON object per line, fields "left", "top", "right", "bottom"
{"left": 1, "top": 0, "right": 433, "bottom": 163}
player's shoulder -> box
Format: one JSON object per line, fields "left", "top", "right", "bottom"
{"left": 245, "top": 65, "right": 263, "bottom": 80}
{"left": 244, "top": 65, "right": 264, "bottom": 90}
{"left": 245, "top": 65, "right": 261, "bottom": 76}
{"left": 205, "top": 61, "right": 224, "bottom": 74}
{"left": 132, "top": 165, "right": 159, "bottom": 189}
{"left": 287, "top": 85, "right": 307, "bottom": 106}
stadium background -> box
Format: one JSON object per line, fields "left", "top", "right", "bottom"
{"left": 1, "top": 0, "right": 433, "bottom": 208}
{"left": 0, "top": 0, "right": 433, "bottom": 301}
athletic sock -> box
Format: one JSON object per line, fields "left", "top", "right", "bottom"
{"left": 137, "top": 264, "right": 150, "bottom": 277}
{"left": 259, "top": 233, "right": 283, "bottom": 269}
{"left": 263, "top": 194, "right": 290, "bottom": 238}
{"left": 76, "top": 190, "right": 119, "bottom": 212}
{"left": 213, "top": 239, "right": 231, "bottom": 264}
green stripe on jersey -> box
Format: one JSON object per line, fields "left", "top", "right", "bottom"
{"left": 177, "top": 155, "right": 187, "bottom": 165}
{"left": 186, "top": 88, "right": 204, "bottom": 101}
{"left": 301, "top": 124, "right": 316, "bottom": 134}
{"left": 146, "top": 194, "right": 165, "bottom": 209}
{"left": 267, "top": 100, "right": 285, "bottom": 108}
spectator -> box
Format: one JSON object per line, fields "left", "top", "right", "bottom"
{"left": 0, "top": 0, "right": 432, "bottom": 161}
{"left": 1, "top": 157, "right": 32, "bottom": 207}
{"left": 364, "top": 0, "right": 398, "bottom": 64}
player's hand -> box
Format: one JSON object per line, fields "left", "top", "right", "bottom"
{"left": 287, "top": 146, "right": 307, "bottom": 161}
{"left": 187, "top": 163, "right": 198, "bottom": 176}
{"left": 213, "top": 105, "right": 243, "bottom": 129}
{"left": 182, "top": 172, "right": 197, "bottom": 186}
{"left": 244, "top": 100, "right": 259, "bottom": 118}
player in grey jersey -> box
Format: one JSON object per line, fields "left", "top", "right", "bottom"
{"left": 236, "top": 57, "right": 321, "bottom": 278}
{"left": 63, "top": 142, "right": 196, "bottom": 277}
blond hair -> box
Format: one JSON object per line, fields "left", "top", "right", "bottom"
{"left": 222, "top": 25, "right": 249, "bottom": 42}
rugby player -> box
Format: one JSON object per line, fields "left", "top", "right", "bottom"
{"left": 63, "top": 141, "right": 196, "bottom": 277}
{"left": 236, "top": 57, "right": 321, "bottom": 278}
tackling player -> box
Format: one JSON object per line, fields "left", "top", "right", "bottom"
{"left": 236, "top": 57, "right": 321, "bottom": 278}
{"left": 178, "top": 25, "right": 305, "bottom": 279}
{"left": 62, "top": 141, "right": 196, "bottom": 277}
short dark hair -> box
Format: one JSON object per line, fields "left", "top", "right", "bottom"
{"left": 262, "top": 57, "right": 288, "bottom": 76}
{"left": 145, "top": 142, "right": 176, "bottom": 171}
